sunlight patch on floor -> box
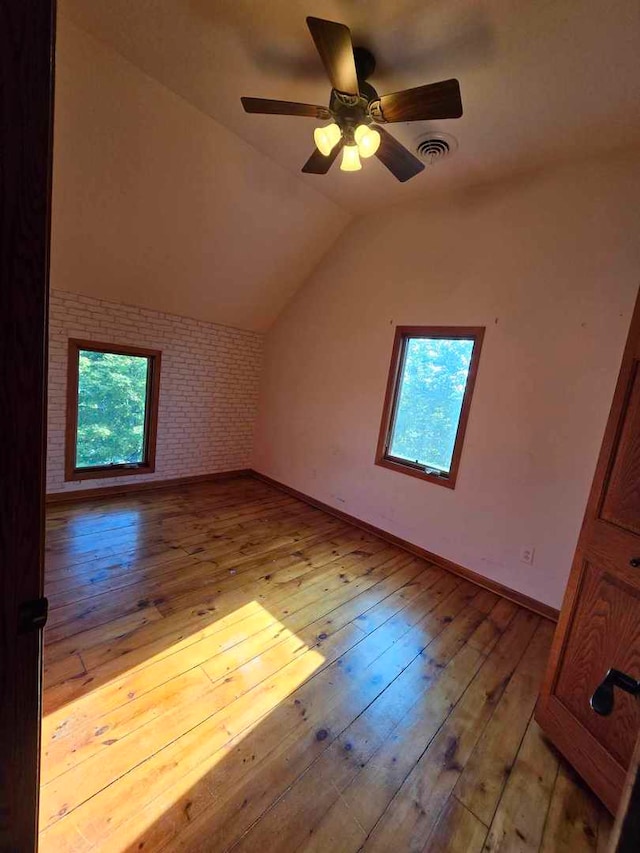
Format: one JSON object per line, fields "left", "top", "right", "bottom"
{"left": 43, "top": 598, "right": 282, "bottom": 733}
{"left": 39, "top": 601, "right": 325, "bottom": 850}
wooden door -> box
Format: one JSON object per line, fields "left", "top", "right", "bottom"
{"left": 0, "top": 0, "right": 55, "bottom": 849}
{"left": 536, "top": 287, "right": 640, "bottom": 815}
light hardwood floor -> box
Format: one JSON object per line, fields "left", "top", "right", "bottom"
{"left": 40, "top": 476, "right": 612, "bottom": 852}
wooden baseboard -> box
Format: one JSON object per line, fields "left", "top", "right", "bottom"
{"left": 46, "top": 469, "right": 252, "bottom": 504}
{"left": 250, "top": 469, "right": 559, "bottom": 623}
{"left": 45, "top": 465, "right": 560, "bottom": 622}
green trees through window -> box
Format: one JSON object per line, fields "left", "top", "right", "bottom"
{"left": 389, "top": 337, "right": 475, "bottom": 473}
{"left": 377, "top": 326, "right": 484, "bottom": 488}
{"left": 75, "top": 349, "right": 150, "bottom": 468}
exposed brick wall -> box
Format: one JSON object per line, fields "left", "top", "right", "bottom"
{"left": 47, "top": 290, "right": 263, "bottom": 494}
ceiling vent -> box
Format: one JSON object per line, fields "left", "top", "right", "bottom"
{"left": 415, "top": 132, "right": 458, "bottom": 165}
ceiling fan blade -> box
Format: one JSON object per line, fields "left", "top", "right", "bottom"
{"left": 375, "top": 127, "right": 425, "bottom": 182}
{"left": 375, "top": 79, "right": 462, "bottom": 123}
{"left": 241, "top": 97, "right": 331, "bottom": 119}
{"left": 306, "top": 17, "right": 359, "bottom": 96}
{"left": 301, "top": 141, "right": 344, "bottom": 175}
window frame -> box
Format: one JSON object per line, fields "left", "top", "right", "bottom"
{"left": 375, "top": 325, "right": 485, "bottom": 490}
{"left": 65, "top": 338, "right": 162, "bottom": 481}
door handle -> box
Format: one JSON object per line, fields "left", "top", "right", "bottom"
{"left": 590, "top": 668, "right": 640, "bottom": 716}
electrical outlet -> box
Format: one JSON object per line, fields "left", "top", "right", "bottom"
{"left": 520, "top": 545, "right": 535, "bottom": 566}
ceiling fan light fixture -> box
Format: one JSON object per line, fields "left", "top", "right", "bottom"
{"left": 340, "top": 144, "right": 362, "bottom": 172}
{"left": 355, "top": 124, "right": 380, "bottom": 158}
{"left": 314, "top": 122, "right": 341, "bottom": 156}
{"left": 241, "top": 17, "right": 463, "bottom": 182}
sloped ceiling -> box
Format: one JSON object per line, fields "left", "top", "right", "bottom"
{"left": 53, "top": 1, "right": 640, "bottom": 331}
{"left": 60, "top": 0, "right": 640, "bottom": 214}
{"left": 52, "top": 17, "right": 350, "bottom": 332}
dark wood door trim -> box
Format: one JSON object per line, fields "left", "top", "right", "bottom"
{"left": 0, "top": 0, "right": 56, "bottom": 848}
{"left": 612, "top": 727, "right": 640, "bottom": 851}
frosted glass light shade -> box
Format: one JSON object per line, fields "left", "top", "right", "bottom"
{"left": 313, "top": 123, "right": 341, "bottom": 156}
{"left": 355, "top": 124, "right": 381, "bottom": 158}
{"left": 340, "top": 145, "right": 362, "bottom": 171}
{"left": 354, "top": 124, "right": 370, "bottom": 144}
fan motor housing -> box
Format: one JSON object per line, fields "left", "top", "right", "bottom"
{"left": 353, "top": 46, "right": 376, "bottom": 82}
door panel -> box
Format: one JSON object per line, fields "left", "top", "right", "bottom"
{"left": 554, "top": 561, "right": 640, "bottom": 766}
{"left": 600, "top": 360, "right": 640, "bottom": 535}
{"left": 536, "top": 287, "right": 640, "bottom": 815}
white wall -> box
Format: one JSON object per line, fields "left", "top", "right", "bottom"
{"left": 254, "top": 153, "right": 640, "bottom": 609}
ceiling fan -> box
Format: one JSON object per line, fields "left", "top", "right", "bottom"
{"left": 241, "top": 17, "right": 463, "bottom": 183}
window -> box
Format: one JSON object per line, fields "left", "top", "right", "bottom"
{"left": 376, "top": 326, "right": 484, "bottom": 489}
{"left": 65, "top": 339, "right": 161, "bottom": 481}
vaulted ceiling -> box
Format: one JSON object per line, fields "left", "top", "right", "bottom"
{"left": 54, "top": 0, "right": 640, "bottom": 330}
{"left": 59, "top": 0, "right": 640, "bottom": 211}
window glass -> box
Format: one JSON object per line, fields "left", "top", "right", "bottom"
{"left": 389, "top": 337, "right": 475, "bottom": 473}
{"left": 75, "top": 349, "right": 150, "bottom": 469}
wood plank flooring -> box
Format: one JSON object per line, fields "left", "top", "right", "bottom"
{"left": 40, "top": 476, "right": 612, "bottom": 852}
